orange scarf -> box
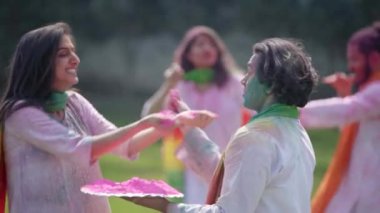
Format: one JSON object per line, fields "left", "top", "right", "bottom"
{"left": 312, "top": 71, "right": 380, "bottom": 213}
{"left": 206, "top": 153, "right": 225, "bottom": 204}
{"left": 205, "top": 108, "right": 251, "bottom": 204}
{"left": 241, "top": 107, "right": 252, "bottom": 126}
{"left": 0, "top": 124, "right": 6, "bottom": 213}
{"left": 163, "top": 108, "right": 252, "bottom": 199}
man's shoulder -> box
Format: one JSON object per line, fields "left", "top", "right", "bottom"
{"left": 230, "top": 121, "right": 276, "bottom": 148}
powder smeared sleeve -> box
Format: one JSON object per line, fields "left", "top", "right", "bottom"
{"left": 180, "top": 128, "right": 221, "bottom": 183}
{"left": 167, "top": 128, "right": 273, "bottom": 213}
{"left": 301, "top": 83, "right": 380, "bottom": 128}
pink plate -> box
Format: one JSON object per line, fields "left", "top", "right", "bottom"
{"left": 81, "top": 177, "right": 184, "bottom": 198}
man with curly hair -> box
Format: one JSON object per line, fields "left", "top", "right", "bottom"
{"left": 124, "top": 38, "right": 319, "bottom": 212}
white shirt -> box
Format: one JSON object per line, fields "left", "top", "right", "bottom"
{"left": 301, "top": 82, "right": 380, "bottom": 213}
{"left": 170, "top": 76, "right": 244, "bottom": 204}
{"left": 169, "top": 116, "right": 316, "bottom": 213}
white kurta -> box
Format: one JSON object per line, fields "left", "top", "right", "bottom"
{"left": 301, "top": 82, "right": 380, "bottom": 213}
{"left": 169, "top": 116, "right": 316, "bottom": 213}
{"left": 175, "top": 76, "right": 244, "bottom": 204}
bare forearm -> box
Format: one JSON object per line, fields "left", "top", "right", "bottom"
{"left": 90, "top": 120, "right": 150, "bottom": 159}
{"left": 127, "top": 127, "right": 166, "bottom": 156}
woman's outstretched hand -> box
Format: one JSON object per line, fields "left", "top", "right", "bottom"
{"left": 176, "top": 110, "right": 217, "bottom": 129}
{"left": 142, "top": 112, "right": 177, "bottom": 133}
{"left": 168, "top": 89, "right": 217, "bottom": 128}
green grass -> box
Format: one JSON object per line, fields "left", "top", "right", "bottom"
{"left": 308, "top": 129, "right": 339, "bottom": 193}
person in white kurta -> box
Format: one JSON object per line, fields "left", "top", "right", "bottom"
{"left": 1, "top": 22, "right": 215, "bottom": 213}
{"left": 301, "top": 81, "right": 380, "bottom": 213}
{"left": 167, "top": 115, "right": 315, "bottom": 213}
{"left": 128, "top": 38, "right": 319, "bottom": 213}
{"left": 174, "top": 77, "right": 243, "bottom": 203}
{"left": 301, "top": 21, "right": 380, "bottom": 213}
{"left": 4, "top": 92, "right": 133, "bottom": 213}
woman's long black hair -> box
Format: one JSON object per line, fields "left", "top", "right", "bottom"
{"left": 0, "top": 22, "right": 72, "bottom": 121}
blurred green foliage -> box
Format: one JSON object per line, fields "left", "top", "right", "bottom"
{"left": 1, "top": 0, "right": 379, "bottom": 85}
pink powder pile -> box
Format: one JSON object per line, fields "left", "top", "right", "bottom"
{"left": 81, "top": 177, "right": 184, "bottom": 198}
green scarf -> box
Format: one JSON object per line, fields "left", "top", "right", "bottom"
{"left": 250, "top": 103, "right": 299, "bottom": 122}
{"left": 184, "top": 68, "right": 214, "bottom": 84}
{"left": 44, "top": 91, "right": 68, "bottom": 112}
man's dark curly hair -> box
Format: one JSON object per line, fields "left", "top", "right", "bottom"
{"left": 253, "top": 38, "right": 319, "bottom": 107}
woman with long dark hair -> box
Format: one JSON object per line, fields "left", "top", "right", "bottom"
{"left": 0, "top": 22, "right": 213, "bottom": 213}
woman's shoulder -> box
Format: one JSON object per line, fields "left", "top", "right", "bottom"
{"left": 5, "top": 104, "right": 46, "bottom": 129}
{"left": 5, "top": 100, "right": 41, "bottom": 119}
{"left": 67, "top": 90, "right": 87, "bottom": 102}
{"left": 66, "top": 90, "right": 97, "bottom": 116}
{"left": 66, "top": 90, "right": 95, "bottom": 108}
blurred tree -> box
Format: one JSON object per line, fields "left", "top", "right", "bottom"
{"left": 0, "top": 0, "right": 378, "bottom": 92}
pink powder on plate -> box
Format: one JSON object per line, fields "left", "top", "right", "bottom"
{"left": 81, "top": 177, "right": 183, "bottom": 198}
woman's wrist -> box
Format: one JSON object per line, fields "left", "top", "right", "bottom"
{"left": 137, "top": 117, "right": 153, "bottom": 129}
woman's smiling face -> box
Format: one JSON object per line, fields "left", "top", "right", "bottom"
{"left": 51, "top": 35, "right": 80, "bottom": 91}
